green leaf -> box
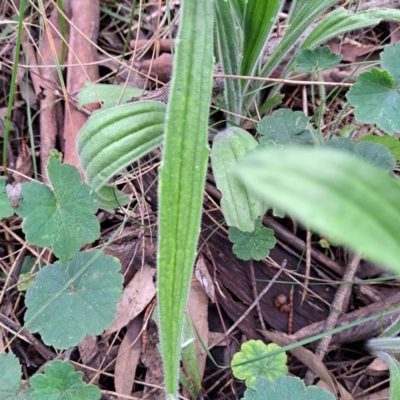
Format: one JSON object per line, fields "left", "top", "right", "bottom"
{"left": 241, "top": 0, "right": 282, "bottom": 80}
{"left": 257, "top": 109, "right": 313, "bottom": 145}
{"left": 211, "top": 127, "right": 268, "bottom": 232}
{"left": 248, "top": 0, "right": 338, "bottom": 108}
{"left": 355, "top": 141, "right": 396, "bottom": 172}
{"left": 78, "top": 101, "right": 166, "bottom": 201}
{"left": 78, "top": 82, "right": 144, "bottom": 110}
{"left": 346, "top": 68, "right": 400, "bottom": 136}
{"left": 228, "top": 219, "right": 276, "bottom": 261}
{"left": 156, "top": 0, "right": 214, "bottom": 396}
{"left": 381, "top": 42, "right": 400, "bottom": 84}
{"left": 95, "top": 184, "right": 130, "bottom": 213}
{"left": 24, "top": 250, "right": 123, "bottom": 349}
{"left": 243, "top": 376, "right": 335, "bottom": 400}
{"left": 374, "top": 352, "right": 400, "bottom": 400}
{"left": 231, "top": 341, "right": 287, "bottom": 389}
{"left": 180, "top": 316, "right": 201, "bottom": 399}
{"left": 30, "top": 361, "right": 100, "bottom": 400}
{"left": 361, "top": 135, "right": 400, "bottom": 161}
{"left": 324, "top": 138, "right": 396, "bottom": 171}
{"left": 346, "top": 42, "right": 400, "bottom": 136}
{"left": 295, "top": 46, "right": 342, "bottom": 72}
{"left": 0, "top": 353, "right": 22, "bottom": 400}
{"left": 16, "top": 155, "right": 99, "bottom": 262}
{"left": 0, "top": 180, "right": 15, "bottom": 219}
{"left": 237, "top": 147, "right": 400, "bottom": 273}
{"left": 214, "top": 0, "right": 243, "bottom": 122}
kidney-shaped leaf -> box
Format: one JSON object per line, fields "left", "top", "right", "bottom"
{"left": 228, "top": 219, "right": 276, "bottom": 261}
{"left": 231, "top": 341, "right": 287, "bottom": 389}
{"left": 237, "top": 147, "right": 400, "bottom": 273}
{"left": 295, "top": 46, "right": 342, "bottom": 73}
{"left": 243, "top": 376, "right": 335, "bottom": 400}
{"left": 30, "top": 361, "right": 100, "bottom": 400}
{"left": 211, "top": 127, "right": 268, "bottom": 232}
{"left": 257, "top": 109, "right": 313, "bottom": 145}
{"left": 24, "top": 250, "right": 123, "bottom": 349}
{"left": 78, "top": 101, "right": 166, "bottom": 196}
{"left": 16, "top": 155, "right": 99, "bottom": 262}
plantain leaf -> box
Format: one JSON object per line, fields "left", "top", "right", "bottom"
{"left": 237, "top": 147, "right": 400, "bottom": 273}
{"left": 241, "top": 0, "right": 283, "bottom": 81}
{"left": 211, "top": 127, "right": 268, "bottom": 231}
{"left": 157, "top": 0, "right": 214, "bottom": 396}
{"left": 214, "top": 0, "right": 243, "bottom": 122}
{"left": 77, "top": 101, "right": 166, "bottom": 207}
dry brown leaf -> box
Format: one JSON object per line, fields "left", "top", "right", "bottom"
{"left": 104, "top": 264, "right": 156, "bottom": 336}
{"left": 366, "top": 357, "right": 389, "bottom": 375}
{"left": 260, "top": 330, "right": 353, "bottom": 400}
{"left": 187, "top": 276, "right": 209, "bottom": 381}
{"left": 114, "top": 317, "right": 142, "bottom": 400}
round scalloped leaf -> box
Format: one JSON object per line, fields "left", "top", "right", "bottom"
{"left": 231, "top": 341, "right": 287, "bottom": 388}
{"left": 381, "top": 42, "right": 400, "bottom": 86}
{"left": 0, "top": 180, "right": 15, "bottom": 219}
{"left": 243, "top": 376, "right": 335, "bottom": 400}
{"left": 295, "top": 46, "right": 342, "bottom": 73}
{"left": 16, "top": 156, "right": 99, "bottom": 262}
{"left": 361, "top": 135, "right": 400, "bottom": 161}
{"left": 24, "top": 250, "right": 123, "bottom": 349}
{"left": 30, "top": 361, "right": 100, "bottom": 400}
{"left": 228, "top": 220, "right": 276, "bottom": 261}
{"left": 324, "top": 138, "right": 396, "bottom": 171}
{"left": 355, "top": 141, "right": 396, "bottom": 172}
{"left": 257, "top": 109, "right": 313, "bottom": 145}
{"left": 346, "top": 68, "right": 400, "bottom": 136}
{"left": 0, "top": 353, "right": 21, "bottom": 400}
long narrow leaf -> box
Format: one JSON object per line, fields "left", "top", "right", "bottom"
{"left": 245, "top": 0, "right": 338, "bottom": 108}
{"left": 214, "top": 0, "right": 243, "bottom": 122}
{"left": 157, "top": 0, "right": 214, "bottom": 396}
{"left": 241, "top": 0, "right": 283, "bottom": 82}
{"left": 238, "top": 147, "right": 400, "bottom": 273}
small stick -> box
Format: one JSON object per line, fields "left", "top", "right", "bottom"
{"left": 249, "top": 259, "right": 266, "bottom": 330}
{"left": 304, "top": 252, "right": 361, "bottom": 385}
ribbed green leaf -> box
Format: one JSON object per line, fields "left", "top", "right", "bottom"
{"left": 211, "top": 127, "right": 268, "bottom": 231}
{"left": 77, "top": 101, "right": 165, "bottom": 194}
{"left": 157, "top": 0, "right": 214, "bottom": 396}
{"left": 215, "top": 0, "right": 242, "bottom": 122}
{"left": 238, "top": 147, "right": 400, "bottom": 273}
{"left": 241, "top": 0, "right": 283, "bottom": 82}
